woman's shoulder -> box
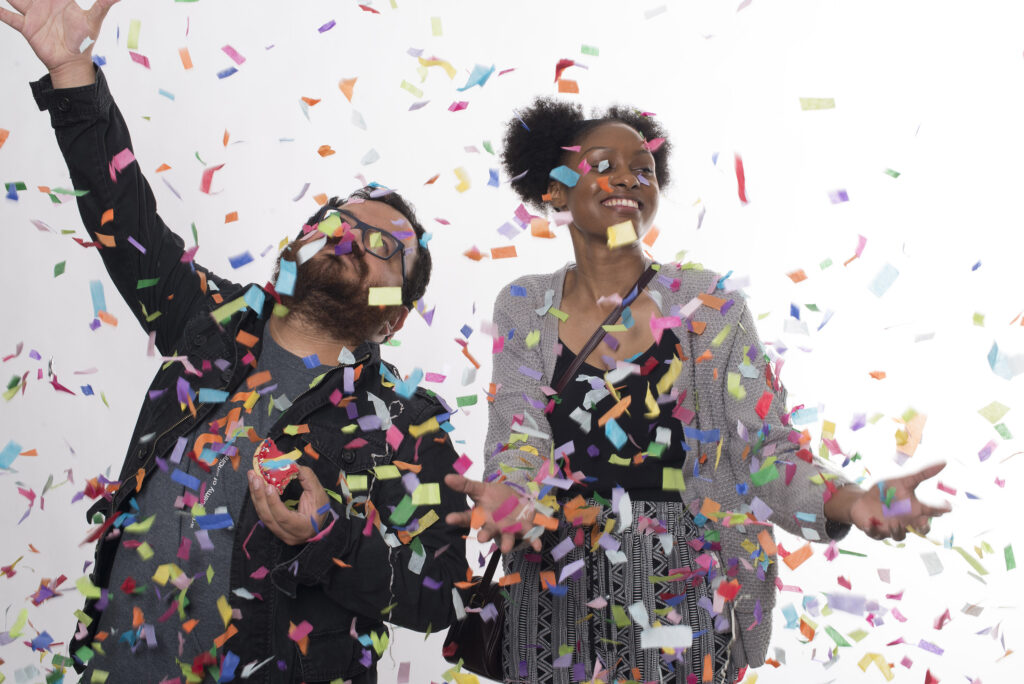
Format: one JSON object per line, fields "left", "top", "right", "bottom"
{"left": 654, "top": 261, "right": 724, "bottom": 301}
{"left": 493, "top": 266, "right": 567, "bottom": 306}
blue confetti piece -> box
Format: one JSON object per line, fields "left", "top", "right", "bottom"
{"left": 781, "top": 603, "right": 799, "bottom": 629}
{"left": 244, "top": 284, "right": 266, "bottom": 315}
{"left": 198, "top": 388, "right": 230, "bottom": 403}
{"left": 228, "top": 251, "right": 254, "bottom": 269}
{"left": 488, "top": 168, "right": 500, "bottom": 187}
{"left": 217, "top": 66, "right": 238, "bottom": 79}
{"left": 395, "top": 367, "right": 424, "bottom": 399}
{"left": 158, "top": 89, "right": 175, "bottom": 101}
{"left": 171, "top": 468, "right": 201, "bottom": 491}
{"left": 604, "top": 418, "right": 627, "bottom": 449}
{"left": 460, "top": 324, "right": 472, "bottom": 338}
{"left": 89, "top": 280, "right": 107, "bottom": 316}
{"left": 682, "top": 426, "right": 721, "bottom": 443}
{"left": 302, "top": 354, "right": 320, "bottom": 369}
{"left": 736, "top": 482, "right": 748, "bottom": 495}
{"left": 195, "top": 513, "right": 233, "bottom": 530}
{"left": 790, "top": 303, "right": 800, "bottom": 320}
{"left": 219, "top": 651, "right": 240, "bottom": 682}
{"left": 868, "top": 263, "right": 899, "bottom": 297}
{"left": 0, "top": 440, "right": 23, "bottom": 469}
{"left": 81, "top": 385, "right": 94, "bottom": 396}
{"left": 276, "top": 259, "right": 296, "bottom": 296}
{"left": 795, "top": 511, "right": 817, "bottom": 523}
{"left": 549, "top": 165, "right": 580, "bottom": 188}
{"left": 971, "top": 260, "right": 981, "bottom": 271}
{"left": 456, "top": 63, "right": 496, "bottom": 91}
{"left": 92, "top": 55, "right": 106, "bottom": 67}
{"left": 510, "top": 285, "right": 527, "bottom": 297}
{"left": 5, "top": 183, "right": 18, "bottom": 201}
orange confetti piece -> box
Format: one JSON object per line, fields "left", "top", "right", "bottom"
{"left": 697, "top": 293, "right": 728, "bottom": 310}
{"left": 498, "top": 572, "right": 521, "bottom": 587}
{"left": 490, "top": 246, "right": 517, "bottom": 259}
{"left": 541, "top": 192, "right": 552, "bottom": 202}
{"left": 132, "top": 606, "right": 144, "bottom": 628}
{"left": 557, "top": 79, "right": 579, "bottom": 93}
{"left": 101, "top": 208, "right": 114, "bottom": 225}
{"left": 869, "top": 371, "right": 887, "bottom": 380}
{"left": 0, "top": 128, "right": 9, "bottom": 149}
{"left": 695, "top": 349, "right": 713, "bottom": 363}
{"left": 539, "top": 571, "right": 557, "bottom": 590}
{"left": 225, "top": 211, "right": 239, "bottom": 223}
{"left": 222, "top": 129, "right": 230, "bottom": 147}
{"left": 392, "top": 461, "right": 423, "bottom": 473}
{"left": 533, "top": 512, "right": 559, "bottom": 531}
{"left": 38, "top": 185, "right": 51, "bottom": 194}
{"left": 332, "top": 558, "right": 353, "bottom": 568}
{"left": 783, "top": 542, "right": 813, "bottom": 571}
{"left": 642, "top": 225, "right": 660, "bottom": 247}
{"left": 787, "top": 269, "right": 808, "bottom": 283}
{"left": 597, "top": 395, "right": 631, "bottom": 427}
{"left": 757, "top": 529, "right": 777, "bottom": 555}
{"left": 470, "top": 507, "right": 487, "bottom": 529}
{"left": 317, "top": 145, "right": 336, "bottom": 157}
{"left": 135, "top": 467, "right": 145, "bottom": 493}
{"left": 313, "top": 193, "right": 328, "bottom": 206}
{"left": 463, "top": 246, "right": 485, "bottom": 261}
{"left": 690, "top": 320, "right": 707, "bottom": 335}
{"left": 339, "top": 77, "right": 357, "bottom": 102}
{"left": 96, "top": 233, "right": 116, "bottom": 247}
{"left": 155, "top": 163, "right": 171, "bottom": 173}
{"left": 596, "top": 176, "right": 613, "bottom": 193}
{"left": 702, "top": 654, "right": 713, "bottom": 682}
{"left": 530, "top": 218, "right": 555, "bottom": 238}
{"left": 213, "top": 624, "right": 237, "bottom": 648}
{"left": 235, "top": 330, "right": 259, "bottom": 347}
{"left": 700, "top": 497, "right": 721, "bottom": 518}
{"left": 97, "top": 310, "right": 118, "bottom": 327}
{"left": 28, "top": 544, "right": 41, "bottom": 553}
{"left": 246, "top": 370, "right": 273, "bottom": 389}
{"left": 178, "top": 47, "right": 193, "bottom": 70}
{"left": 423, "top": 173, "right": 440, "bottom": 185}
{"left": 181, "top": 619, "right": 198, "bottom": 633}
{"left": 301, "top": 96, "right": 321, "bottom": 106}
{"left": 303, "top": 443, "right": 320, "bottom": 461}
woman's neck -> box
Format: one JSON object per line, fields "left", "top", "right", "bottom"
{"left": 564, "top": 224, "right": 649, "bottom": 306}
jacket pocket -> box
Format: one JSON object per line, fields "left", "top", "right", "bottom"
{"left": 295, "top": 627, "right": 366, "bottom": 682}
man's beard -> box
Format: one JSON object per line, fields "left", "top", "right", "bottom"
{"left": 272, "top": 243, "right": 401, "bottom": 345}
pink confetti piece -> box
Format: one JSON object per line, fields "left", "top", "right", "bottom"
{"left": 452, "top": 454, "right": 472, "bottom": 475}
{"left": 448, "top": 100, "right": 469, "bottom": 112}
{"left": 643, "top": 137, "right": 666, "bottom": 152}
{"left": 288, "top": 620, "right": 313, "bottom": 642}
{"left": 221, "top": 45, "right": 246, "bottom": 65}
{"left": 128, "top": 51, "right": 150, "bottom": 68}
{"left": 109, "top": 148, "right": 136, "bottom": 182}
{"left": 200, "top": 163, "right": 226, "bottom": 194}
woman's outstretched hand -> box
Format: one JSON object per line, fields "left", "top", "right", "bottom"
{"left": 826, "top": 462, "right": 952, "bottom": 541}
{"left": 444, "top": 474, "right": 543, "bottom": 553}
{"left": 0, "top": 0, "right": 121, "bottom": 86}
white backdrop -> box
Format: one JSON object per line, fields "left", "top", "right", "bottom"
{"left": 1, "top": 1, "right": 1022, "bottom": 682}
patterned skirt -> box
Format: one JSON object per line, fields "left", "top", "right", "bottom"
{"left": 501, "top": 499, "right": 738, "bottom": 684}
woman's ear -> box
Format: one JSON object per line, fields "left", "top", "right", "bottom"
{"left": 547, "top": 180, "right": 567, "bottom": 211}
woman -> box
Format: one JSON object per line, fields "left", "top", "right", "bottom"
{"left": 445, "top": 97, "right": 949, "bottom": 683}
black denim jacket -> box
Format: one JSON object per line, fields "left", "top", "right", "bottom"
{"left": 32, "top": 68, "right": 468, "bottom": 683}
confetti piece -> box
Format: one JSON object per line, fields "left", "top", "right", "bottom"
{"left": 127, "top": 19, "right": 141, "bottom": 50}
{"left": 549, "top": 165, "right": 580, "bottom": 188}
{"left": 581, "top": 44, "right": 600, "bottom": 56}
{"left": 178, "top": 47, "right": 193, "bottom": 69}
{"left": 225, "top": 211, "right": 238, "bottom": 223}
{"left": 318, "top": 19, "right": 336, "bottom": 33}
{"left": 368, "top": 287, "right": 402, "bottom": 306}
{"left": 734, "top": 153, "right": 748, "bottom": 203}
{"left": 339, "top": 77, "right": 357, "bottom": 101}
{"left": 490, "top": 246, "right": 517, "bottom": 259}
{"left": 978, "top": 401, "right": 1009, "bottom": 424}
{"left": 199, "top": 163, "right": 225, "bottom": 194}
{"left": 400, "top": 80, "right": 424, "bottom": 98}
{"left": 868, "top": 263, "right": 899, "bottom": 297}
{"left": 221, "top": 45, "right": 246, "bottom": 65}
{"left": 557, "top": 79, "right": 579, "bottom": 94}
{"left": 0, "top": 129, "right": 9, "bottom": 149}
{"left": 128, "top": 51, "right": 150, "bottom": 69}
{"left": 799, "top": 97, "right": 836, "bottom": 110}
{"left": 454, "top": 167, "right": 471, "bottom": 192}
{"left": 430, "top": 16, "right": 442, "bottom": 36}
{"left": 606, "top": 221, "right": 637, "bottom": 248}
{"left": 786, "top": 269, "right": 807, "bottom": 283}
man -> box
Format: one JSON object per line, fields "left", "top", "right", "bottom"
{"left": 1, "top": 0, "right": 469, "bottom": 681}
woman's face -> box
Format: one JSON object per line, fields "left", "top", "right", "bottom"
{"left": 550, "top": 121, "right": 660, "bottom": 242}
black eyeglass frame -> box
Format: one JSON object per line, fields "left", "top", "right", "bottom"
{"left": 329, "top": 209, "right": 409, "bottom": 285}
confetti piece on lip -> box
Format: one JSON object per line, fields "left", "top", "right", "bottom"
{"left": 128, "top": 51, "right": 150, "bottom": 68}
{"left": 318, "top": 19, "right": 336, "bottom": 33}
{"left": 221, "top": 45, "right": 246, "bottom": 65}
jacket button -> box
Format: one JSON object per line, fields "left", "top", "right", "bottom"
{"left": 341, "top": 450, "right": 355, "bottom": 464}
{"left": 193, "top": 334, "right": 207, "bottom": 346}
{"left": 57, "top": 97, "right": 71, "bottom": 112}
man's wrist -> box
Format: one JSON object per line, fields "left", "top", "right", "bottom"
{"left": 824, "top": 484, "right": 863, "bottom": 526}
{"left": 49, "top": 60, "right": 96, "bottom": 89}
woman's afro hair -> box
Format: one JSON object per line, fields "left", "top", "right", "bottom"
{"left": 501, "top": 97, "right": 672, "bottom": 211}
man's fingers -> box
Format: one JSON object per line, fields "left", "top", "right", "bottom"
{"left": 444, "top": 473, "right": 484, "bottom": 500}
{"left": 445, "top": 510, "right": 473, "bottom": 529}
{"left": 905, "top": 462, "right": 946, "bottom": 488}
{"left": 0, "top": 7, "right": 25, "bottom": 32}
{"left": 296, "top": 465, "right": 323, "bottom": 494}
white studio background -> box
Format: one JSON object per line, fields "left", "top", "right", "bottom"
{"left": 1, "top": 1, "right": 1022, "bottom": 682}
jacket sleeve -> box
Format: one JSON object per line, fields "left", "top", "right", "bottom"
{"left": 482, "top": 282, "right": 556, "bottom": 488}
{"left": 274, "top": 404, "right": 470, "bottom": 632}
{"left": 720, "top": 297, "right": 853, "bottom": 542}
{"left": 30, "top": 67, "right": 226, "bottom": 356}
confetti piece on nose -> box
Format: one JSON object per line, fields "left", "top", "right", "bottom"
{"left": 549, "top": 165, "right": 580, "bottom": 188}
{"left": 607, "top": 221, "right": 637, "bottom": 248}
{"left": 368, "top": 287, "right": 402, "bottom": 306}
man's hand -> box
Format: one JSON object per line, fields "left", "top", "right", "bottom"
{"left": 444, "top": 474, "right": 543, "bottom": 554}
{"left": 248, "top": 465, "right": 329, "bottom": 546}
{"left": 0, "top": 0, "right": 120, "bottom": 87}
{"left": 825, "top": 462, "right": 952, "bottom": 541}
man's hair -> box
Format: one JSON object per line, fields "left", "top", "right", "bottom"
{"left": 501, "top": 97, "right": 672, "bottom": 212}
{"left": 304, "top": 186, "right": 432, "bottom": 308}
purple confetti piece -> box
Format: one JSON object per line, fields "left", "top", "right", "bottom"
{"left": 318, "top": 19, "right": 336, "bottom": 33}
{"left": 421, "top": 576, "right": 442, "bottom": 590}
{"left": 881, "top": 498, "right": 911, "bottom": 517}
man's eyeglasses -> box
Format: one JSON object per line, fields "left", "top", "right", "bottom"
{"left": 329, "top": 209, "right": 410, "bottom": 283}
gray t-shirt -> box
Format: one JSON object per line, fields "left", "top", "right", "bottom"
{"left": 89, "top": 331, "right": 329, "bottom": 681}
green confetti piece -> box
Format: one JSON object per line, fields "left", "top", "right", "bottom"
{"left": 750, "top": 461, "right": 779, "bottom": 487}
{"left": 211, "top": 295, "right": 248, "bottom": 323}
{"left": 54, "top": 261, "right": 66, "bottom": 277}
{"left": 662, "top": 467, "right": 686, "bottom": 491}
{"left": 390, "top": 495, "right": 416, "bottom": 526}
{"left": 884, "top": 168, "right": 901, "bottom": 178}
{"left": 524, "top": 329, "right": 541, "bottom": 349}
{"left": 805, "top": 303, "right": 820, "bottom": 312}
{"left": 611, "top": 604, "right": 630, "bottom": 628}
{"left": 799, "top": 97, "right": 835, "bottom": 110}
{"left": 973, "top": 312, "right": 985, "bottom": 326}
{"left": 1006, "top": 544, "right": 1016, "bottom": 571}
{"left": 136, "top": 277, "right": 160, "bottom": 289}
{"left": 825, "top": 625, "right": 851, "bottom": 647}
{"left": 847, "top": 628, "right": 869, "bottom": 642}
{"left": 548, "top": 307, "right": 568, "bottom": 322}
{"left": 837, "top": 548, "right": 867, "bottom": 557}
{"left": 819, "top": 258, "right": 833, "bottom": 270}
{"left": 994, "top": 423, "right": 1012, "bottom": 439}
{"left": 978, "top": 401, "right": 1010, "bottom": 424}
{"left": 127, "top": 19, "right": 141, "bottom": 50}
{"left": 6, "top": 181, "right": 27, "bottom": 191}
{"left": 581, "top": 44, "right": 600, "bottom": 56}
{"left": 53, "top": 187, "right": 89, "bottom": 196}
{"left": 194, "top": 151, "right": 206, "bottom": 166}
{"left": 726, "top": 372, "right": 747, "bottom": 400}
{"left": 400, "top": 80, "right": 424, "bottom": 98}
{"left": 482, "top": 140, "right": 494, "bottom": 155}
{"left": 456, "top": 394, "right": 477, "bottom": 407}
{"left": 190, "top": 221, "right": 198, "bottom": 245}
{"left": 710, "top": 323, "right": 732, "bottom": 348}
{"left": 954, "top": 546, "right": 989, "bottom": 576}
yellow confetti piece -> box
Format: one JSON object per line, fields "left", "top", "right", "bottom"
{"left": 76, "top": 575, "right": 102, "bottom": 599}
{"left": 418, "top": 56, "right": 456, "bottom": 78}
{"left": 799, "top": 97, "right": 836, "bottom": 110}
{"left": 710, "top": 323, "right": 732, "bottom": 348}
{"left": 411, "top": 483, "right": 441, "bottom": 506}
{"left": 454, "top": 166, "right": 471, "bottom": 193}
{"left": 430, "top": 16, "right": 442, "bottom": 36}
{"left": 90, "top": 670, "right": 110, "bottom": 683}
{"left": 663, "top": 468, "right": 686, "bottom": 491}
{"left": 217, "top": 595, "right": 232, "bottom": 627}
{"left": 954, "top": 546, "right": 989, "bottom": 575}
{"left": 127, "top": 19, "right": 141, "bottom": 50}
{"left": 137, "top": 541, "right": 154, "bottom": 560}
{"left": 125, "top": 514, "right": 156, "bottom": 534}
{"left": 525, "top": 329, "right": 541, "bottom": 349}
{"left": 317, "top": 212, "right": 343, "bottom": 236}
{"left": 211, "top": 295, "right": 248, "bottom": 323}
{"left": 407, "top": 509, "right": 439, "bottom": 538}
{"left": 727, "top": 372, "right": 747, "bottom": 400}
{"left": 347, "top": 474, "right": 368, "bottom": 491}
{"left": 606, "top": 220, "right": 638, "bottom": 248}
{"left": 655, "top": 356, "right": 682, "bottom": 395}
{"left": 9, "top": 608, "right": 28, "bottom": 638}
{"left": 857, "top": 653, "right": 894, "bottom": 681}
{"left": 400, "top": 80, "right": 424, "bottom": 98}
{"left": 409, "top": 415, "right": 440, "bottom": 437}
{"left": 368, "top": 287, "right": 402, "bottom": 306}
{"left": 373, "top": 465, "right": 401, "bottom": 479}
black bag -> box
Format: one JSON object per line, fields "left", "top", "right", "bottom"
{"left": 442, "top": 550, "right": 504, "bottom": 679}
{"left": 442, "top": 265, "right": 658, "bottom": 679}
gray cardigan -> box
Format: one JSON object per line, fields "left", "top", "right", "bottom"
{"left": 484, "top": 261, "right": 852, "bottom": 669}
